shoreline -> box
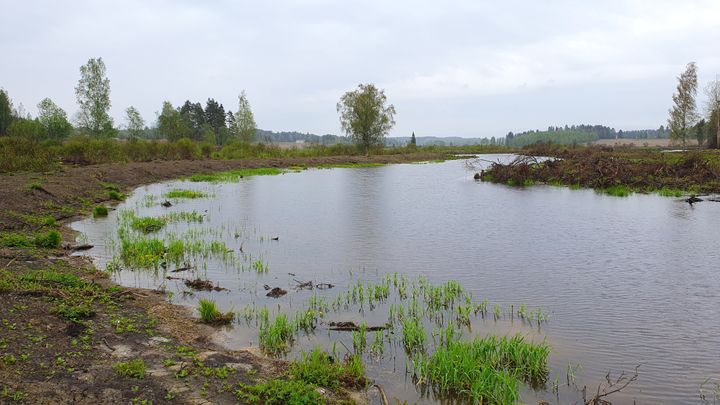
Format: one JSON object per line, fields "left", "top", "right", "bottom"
{"left": 0, "top": 152, "right": 452, "bottom": 404}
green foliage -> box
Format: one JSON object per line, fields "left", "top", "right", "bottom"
{"left": 37, "top": 98, "right": 73, "bottom": 139}
{"left": 601, "top": 185, "right": 632, "bottom": 197}
{"left": 124, "top": 106, "right": 145, "bottom": 139}
{"left": 0, "top": 89, "right": 13, "bottom": 135}
{"left": 197, "top": 299, "right": 232, "bottom": 325}
{"left": 507, "top": 129, "right": 598, "bottom": 147}
{"left": 657, "top": 187, "right": 684, "bottom": 197}
{"left": 413, "top": 335, "right": 550, "bottom": 404}
{"left": 113, "top": 359, "right": 146, "bottom": 379}
{"left": 337, "top": 83, "right": 396, "bottom": 154}
{"left": 0, "top": 137, "right": 57, "bottom": 172}
{"left": 289, "top": 347, "right": 366, "bottom": 389}
{"left": 34, "top": 230, "right": 61, "bottom": 248}
{"left": 258, "top": 309, "right": 294, "bottom": 355}
{"left": 93, "top": 206, "right": 109, "bottom": 218}
{"left": 158, "top": 101, "right": 192, "bottom": 141}
{"left": 231, "top": 91, "right": 257, "bottom": 143}
{"left": 108, "top": 190, "right": 125, "bottom": 201}
{"left": 164, "top": 189, "right": 208, "bottom": 199}
{"left": 57, "top": 302, "right": 95, "bottom": 323}
{"left": 7, "top": 119, "right": 47, "bottom": 141}
{"left": 130, "top": 216, "right": 165, "bottom": 233}
{"left": 75, "top": 57, "right": 113, "bottom": 136}
{"left": 234, "top": 379, "right": 323, "bottom": 405}
{"left": 402, "top": 317, "right": 426, "bottom": 352}
{"left": 668, "top": 62, "right": 699, "bottom": 148}
{"left": 188, "top": 167, "right": 282, "bottom": 182}
{"left": 0, "top": 230, "right": 61, "bottom": 249}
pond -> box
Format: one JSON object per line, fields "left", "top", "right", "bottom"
{"left": 71, "top": 155, "right": 720, "bottom": 404}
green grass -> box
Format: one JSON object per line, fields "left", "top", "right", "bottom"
{"left": 657, "top": 187, "right": 685, "bottom": 197}
{"left": 163, "top": 210, "right": 204, "bottom": 223}
{"left": 413, "top": 335, "right": 550, "bottom": 403}
{"left": 163, "top": 189, "right": 208, "bottom": 199}
{"left": 130, "top": 216, "right": 166, "bottom": 233}
{"left": 107, "top": 190, "right": 126, "bottom": 201}
{"left": 113, "top": 359, "right": 146, "bottom": 379}
{"left": 93, "top": 206, "right": 108, "bottom": 218}
{"left": 0, "top": 230, "right": 61, "bottom": 249}
{"left": 27, "top": 182, "right": 44, "bottom": 191}
{"left": 289, "top": 347, "right": 366, "bottom": 389}
{"left": 600, "top": 185, "right": 632, "bottom": 197}
{"left": 258, "top": 309, "right": 294, "bottom": 355}
{"left": 317, "top": 162, "right": 386, "bottom": 169}
{"left": 187, "top": 167, "right": 283, "bottom": 182}
{"left": 234, "top": 379, "right": 323, "bottom": 405}
{"left": 197, "top": 299, "right": 233, "bottom": 325}
{"left": 402, "top": 317, "right": 426, "bottom": 352}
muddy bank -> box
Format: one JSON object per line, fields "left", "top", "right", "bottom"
{"left": 0, "top": 153, "right": 455, "bottom": 404}
{"left": 479, "top": 146, "right": 720, "bottom": 194}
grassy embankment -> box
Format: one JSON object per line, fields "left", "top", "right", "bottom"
{"left": 480, "top": 144, "right": 720, "bottom": 197}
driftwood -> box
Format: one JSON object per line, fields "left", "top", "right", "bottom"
{"left": 165, "top": 276, "right": 228, "bottom": 292}
{"left": 327, "top": 321, "right": 389, "bottom": 331}
{"left": 583, "top": 366, "right": 640, "bottom": 405}
{"left": 266, "top": 287, "right": 287, "bottom": 298}
{"left": 293, "top": 279, "right": 334, "bottom": 290}
{"left": 170, "top": 265, "right": 193, "bottom": 273}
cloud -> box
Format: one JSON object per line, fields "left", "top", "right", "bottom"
{"left": 1, "top": 0, "right": 719, "bottom": 136}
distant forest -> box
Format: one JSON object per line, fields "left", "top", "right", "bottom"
{"left": 505, "top": 124, "right": 670, "bottom": 147}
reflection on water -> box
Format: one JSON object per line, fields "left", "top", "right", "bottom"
{"left": 72, "top": 155, "right": 720, "bottom": 404}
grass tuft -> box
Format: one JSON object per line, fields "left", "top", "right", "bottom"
{"left": 93, "top": 206, "right": 109, "bottom": 218}
{"left": 234, "top": 379, "right": 323, "bottom": 405}
{"left": 164, "top": 189, "right": 208, "bottom": 199}
{"left": 197, "top": 299, "right": 233, "bottom": 325}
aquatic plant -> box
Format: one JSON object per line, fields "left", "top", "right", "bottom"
{"left": 187, "top": 167, "right": 283, "bottom": 182}
{"left": 413, "top": 335, "right": 550, "bottom": 403}
{"left": 601, "top": 185, "right": 632, "bottom": 197}
{"left": 197, "top": 299, "right": 232, "bottom": 325}
{"left": 352, "top": 322, "right": 367, "bottom": 354}
{"left": 402, "top": 317, "right": 426, "bottom": 352}
{"left": 164, "top": 189, "right": 208, "bottom": 199}
{"left": 130, "top": 216, "right": 166, "bottom": 233}
{"left": 289, "top": 347, "right": 366, "bottom": 389}
{"left": 258, "top": 309, "right": 294, "bottom": 355}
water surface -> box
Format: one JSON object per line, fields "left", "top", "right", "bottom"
{"left": 72, "top": 155, "right": 720, "bottom": 404}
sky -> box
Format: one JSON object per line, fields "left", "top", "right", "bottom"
{"left": 2, "top": 0, "right": 720, "bottom": 138}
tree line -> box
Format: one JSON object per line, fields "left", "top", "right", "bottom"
{"left": 0, "top": 58, "right": 257, "bottom": 147}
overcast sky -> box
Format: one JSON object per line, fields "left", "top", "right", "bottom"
{"left": 2, "top": 0, "right": 720, "bottom": 138}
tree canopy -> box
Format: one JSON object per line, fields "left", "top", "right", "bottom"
{"left": 668, "top": 62, "right": 699, "bottom": 148}
{"left": 337, "top": 83, "right": 396, "bottom": 154}
{"left": 75, "top": 57, "right": 113, "bottom": 136}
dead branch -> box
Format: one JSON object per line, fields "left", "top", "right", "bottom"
{"left": 583, "top": 366, "right": 640, "bottom": 405}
